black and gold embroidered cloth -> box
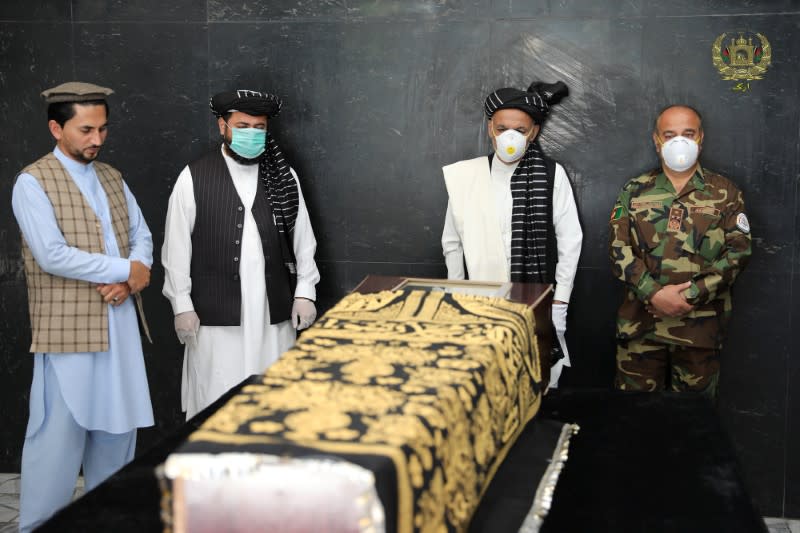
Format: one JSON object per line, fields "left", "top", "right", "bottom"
{"left": 175, "top": 289, "right": 542, "bottom": 532}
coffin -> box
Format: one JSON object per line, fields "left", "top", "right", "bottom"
{"left": 158, "top": 276, "right": 554, "bottom": 533}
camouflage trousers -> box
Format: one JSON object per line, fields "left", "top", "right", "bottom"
{"left": 614, "top": 336, "right": 720, "bottom": 399}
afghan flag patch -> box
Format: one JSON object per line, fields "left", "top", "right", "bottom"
{"left": 611, "top": 206, "right": 624, "bottom": 221}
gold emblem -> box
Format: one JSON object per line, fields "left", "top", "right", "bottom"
{"left": 712, "top": 32, "right": 771, "bottom": 82}
{"left": 667, "top": 206, "right": 684, "bottom": 232}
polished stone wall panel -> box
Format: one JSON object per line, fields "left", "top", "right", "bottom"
{"left": 0, "top": 0, "right": 797, "bottom": 520}
{"left": 72, "top": 0, "right": 206, "bottom": 22}
{"left": 0, "top": 2, "right": 71, "bottom": 21}
{"left": 0, "top": 21, "right": 74, "bottom": 469}
{"left": 787, "top": 271, "right": 800, "bottom": 517}
{"left": 718, "top": 269, "right": 791, "bottom": 518}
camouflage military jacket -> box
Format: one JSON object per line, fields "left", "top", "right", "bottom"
{"left": 609, "top": 167, "right": 752, "bottom": 348}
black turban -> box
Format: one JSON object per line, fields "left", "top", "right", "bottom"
{"left": 209, "top": 89, "right": 283, "bottom": 118}
{"left": 483, "top": 81, "right": 568, "bottom": 123}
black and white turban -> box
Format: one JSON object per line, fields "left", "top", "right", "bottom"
{"left": 484, "top": 81, "right": 568, "bottom": 123}
{"left": 210, "top": 89, "right": 283, "bottom": 118}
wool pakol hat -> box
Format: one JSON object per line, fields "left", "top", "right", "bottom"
{"left": 41, "top": 82, "right": 114, "bottom": 103}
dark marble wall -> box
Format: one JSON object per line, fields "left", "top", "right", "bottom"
{"left": 0, "top": 0, "right": 796, "bottom": 519}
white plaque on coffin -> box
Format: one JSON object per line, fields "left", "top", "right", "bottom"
{"left": 158, "top": 453, "right": 385, "bottom": 533}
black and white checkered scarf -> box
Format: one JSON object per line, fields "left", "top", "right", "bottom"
{"left": 508, "top": 140, "right": 550, "bottom": 283}
{"left": 259, "top": 135, "right": 300, "bottom": 276}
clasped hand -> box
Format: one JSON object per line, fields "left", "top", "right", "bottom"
{"left": 128, "top": 260, "right": 150, "bottom": 294}
{"left": 97, "top": 261, "right": 150, "bottom": 306}
{"left": 646, "top": 281, "right": 694, "bottom": 318}
{"left": 96, "top": 282, "right": 131, "bottom": 306}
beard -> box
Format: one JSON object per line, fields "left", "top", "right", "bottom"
{"left": 72, "top": 146, "right": 100, "bottom": 164}
{"left": 222, "top": 135, "right": 261, "bottom": 165}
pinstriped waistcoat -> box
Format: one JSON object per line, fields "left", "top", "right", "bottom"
{"left": 18, "top": 153, "right": 149, "bottom": 353}
{"left": 188, "top": 149, "right": 293, "bottom": 325}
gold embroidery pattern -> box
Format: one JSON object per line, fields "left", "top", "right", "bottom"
{"left": 186, "top": 290, "right": 542, "bottom": 533}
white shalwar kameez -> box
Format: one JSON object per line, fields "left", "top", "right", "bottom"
{"left": 162, "top": 145, "right": 319, "bottom": 419}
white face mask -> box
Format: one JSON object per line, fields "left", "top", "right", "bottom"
{"left": 493, "top": 129, "right": 529, "bottom": 163}
{"left": 659, "top": 135, "right": 700, "bottom": 172}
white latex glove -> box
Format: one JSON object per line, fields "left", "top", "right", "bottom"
{"left": 175, "top": 311, "right": 200, "bottom": 348}
{"left": 292, "top": 298, "right": 317, "bottom": 331}
{"left": 552, "top": 303, "right": 568, "bottom": 336}
{"left": 550, "top": 303, "right": 571, "bottom": 389}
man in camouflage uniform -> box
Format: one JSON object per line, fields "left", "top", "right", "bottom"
{"left": 609, "top": 105, "right": 751, "bottom": 398}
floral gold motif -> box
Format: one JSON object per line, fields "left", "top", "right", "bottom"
{"left": 184, "top": 289, "right": 542, "bottom": 533}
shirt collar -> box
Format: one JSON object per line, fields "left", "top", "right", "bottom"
{"left": 654, "top": 166, "right": 706, "bottom": 194}
{"left": 693, "top": 167, "right": 706, "bottom": 191}
{"left": 53, "top": 146, "right": 94, "bottom": 176}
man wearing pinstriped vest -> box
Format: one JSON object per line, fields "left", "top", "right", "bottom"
{"left": 162, "top": 90, "right": 320, "bottom": 420}
{"left": 11, "top": 82, "right": 154, "bottom": 532}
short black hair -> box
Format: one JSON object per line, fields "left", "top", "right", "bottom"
{"left": 653, "top": 104, "right": 703, "bottom": 132}
{"left": 47, "top": 100, "right": 109, "bottom": 127}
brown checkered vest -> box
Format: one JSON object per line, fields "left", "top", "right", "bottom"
{"left": 19, "top": 153, "right": 150, "bottom": 353}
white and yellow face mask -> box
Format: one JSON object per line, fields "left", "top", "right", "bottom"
{"left": 493, "top": 129, "right": 529, "bottom": 163}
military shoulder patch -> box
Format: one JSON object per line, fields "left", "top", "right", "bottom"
{"left": 736, "top": 213, "right": 750, "bottom": 233}
{"left": 611, "top": 206, "right": 624, "bottom": 221}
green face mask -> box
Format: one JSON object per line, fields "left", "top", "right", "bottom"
{"left": 227, "top": 124, "right": 267, "bottom": 159}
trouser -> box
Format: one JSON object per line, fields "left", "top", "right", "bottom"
{"left": 614, "top": 336, "right": 721, "bottom": 399}
{"left": 19, "top": 362, "right": 136, "bottom": 533}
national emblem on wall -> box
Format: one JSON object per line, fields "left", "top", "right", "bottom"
{"left": 712, "top": 32, "right": 772, "bottom": 81}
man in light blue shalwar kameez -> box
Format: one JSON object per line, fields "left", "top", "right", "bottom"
{"left": 11, "top": 82, "right": 154, "bottom": 533}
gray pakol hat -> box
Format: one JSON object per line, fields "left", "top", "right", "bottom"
{"left": 40, "top": 82, "right": 114, "bottom": 104}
